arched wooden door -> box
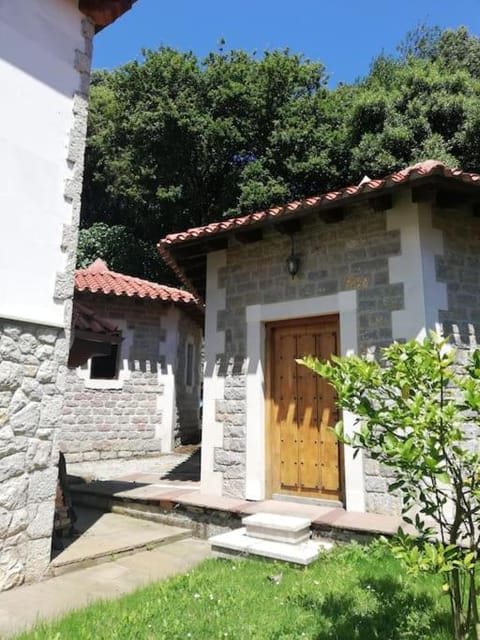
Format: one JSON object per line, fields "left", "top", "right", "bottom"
{"left": 266, "top": 315, "right": 343, "bottom": 501}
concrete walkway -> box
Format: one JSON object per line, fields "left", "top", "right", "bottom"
{"left": 51, "top": 507, "right": 190, "bottom": 575}
{"left": 0, "top": 538, "right": 211, "bottom": 639}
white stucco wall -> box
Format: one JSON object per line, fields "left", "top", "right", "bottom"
{"left": 200, "top": 250, "right": 227, "bottom": 494}
{"left": 0, "top": 0, "right": 85, "bottom": 327}
{"left": 387, "top": 193, "right": 447, "bottom": 340}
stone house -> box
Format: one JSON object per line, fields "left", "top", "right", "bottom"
{"left": 159, "top": 160, "right": 480, "bottom": 515}
{"left": 0, "top": 0, "right": 137, "bottom": 591}
{"left": 61, "top": 259, "right": 203, "bottom": 461}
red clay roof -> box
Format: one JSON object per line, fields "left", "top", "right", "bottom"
{"left": 75, "top": 259, "right": 198, "bottom": 305}
{"left": 158, "top": 160, "right": 480, "bottom": 248}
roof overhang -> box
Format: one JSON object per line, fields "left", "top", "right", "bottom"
{"left": 78, "top": 0, "right": 137, "bottom": 30}
{"left": 157, "top": 161, "right": 480, "bottom": 302}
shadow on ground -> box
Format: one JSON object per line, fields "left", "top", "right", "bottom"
{"left": 163, "top": 447, "right": 201, "bottom": 482}
{"left": 292, "top": 576, "right": 451, "bottom": 640}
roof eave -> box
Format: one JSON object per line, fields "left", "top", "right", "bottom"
{"left": 157, "top": 168, "right": 480, "bottom": 301}
{"left": 78, "top": 0, "right": 137, "bottom": 30}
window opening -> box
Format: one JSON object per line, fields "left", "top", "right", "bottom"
{"left": 90, "top": 343, "right": 120, "bottom": 380}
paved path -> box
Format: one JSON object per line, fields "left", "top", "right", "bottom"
{"left": 0, "top": 538, "right": 211, "bottom": 639}
{"left": 51, "top": 507, "right": 190, "bottom": 574}
{"left": 67, "top": 447, "right": 200, "bottom": 483}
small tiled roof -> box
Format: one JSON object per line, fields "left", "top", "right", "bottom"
{"left": 75, "top": 259, "right": 198, "bottom": 305}
{"left": 159, "top": 160, "right": 480, "bottom": 248}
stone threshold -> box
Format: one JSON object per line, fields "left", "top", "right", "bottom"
{"left": 71, "top": 480, "right": 410, "bottom": 540}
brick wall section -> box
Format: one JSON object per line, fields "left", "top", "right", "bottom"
{"left": 0, "top": 320, "right": 67, "bottom": 590}
{"left": 174, "top": 311, "right": 202, "bottom": 444}
{"left": 435, "top": 207, "right": 480, "bottom": 341}
{"left": 61, "top": 293, "right": 202, "bottom": 460}
{"left": 212, "top": 205, "right": 404, "bottom": 497}
{"left": 61, "top": 293, "right": 165, "bottom": 462}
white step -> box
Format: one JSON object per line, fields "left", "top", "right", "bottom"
{"left": 243, "top": 513, "right": 311, "bottom": 544}
{"left": 209, "top": 527, "right": 332, "bottom": 565}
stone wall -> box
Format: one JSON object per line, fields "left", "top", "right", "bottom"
{"left": 0, "top": 320, "right": 67, "bottom": 590}
{"left": 0, "top": 10, "right": 94, "bottom": 591}
{"left": 54, "top": 17, "right": 95, "bottom": 341}
{"left": 61, "top": 293, "right": 202, "bottom": 460}
{"left": 210, "top": 204, "right": 404, "bottom": 498}
{"left": 61, "top": 293, "right": 164, "bottom": 461}
{"left": 434, "top": 207, "right": 480, "bottom": 341}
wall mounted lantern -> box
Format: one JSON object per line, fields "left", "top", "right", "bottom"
{"left": 286, "top": 233, "right": 300, "bottom": 278}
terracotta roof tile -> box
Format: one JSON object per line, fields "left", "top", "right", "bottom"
{"left": 75, "top": 259, "right": 198, "bottom": 306}
{"left": 158, "top": 160, "right": 480, "bottom": 248}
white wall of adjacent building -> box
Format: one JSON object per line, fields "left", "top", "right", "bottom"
{"left": 0, "top": 0, "right": 84, "bottom": 328}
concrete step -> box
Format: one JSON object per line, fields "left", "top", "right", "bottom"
{"left": 209, "top": 527, "right": 332, "bottom": 565}
{"left": 50, "top": 509, "right": 191, "bottom": 576}
{"left": 243, "top": 513, "right": 311, "bottom": 544}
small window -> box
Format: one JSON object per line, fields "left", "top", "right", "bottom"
{"left": 185, "top": 342, "right": 194, "bottom": 387}
{"left": 90, "top": 343, "right": 120, "bottom": 380}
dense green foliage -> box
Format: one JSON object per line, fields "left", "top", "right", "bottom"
{"left": 20, "top": 543, "right": 451, "bottom": 640}
{"left": 300, "top": 334, "right": 480, "bottom": 639}
{"left": 79, "top": 26, "right": 480, "bottom": 280}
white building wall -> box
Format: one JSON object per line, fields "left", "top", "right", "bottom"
{"left": 0, "top": 0, "right": 85, "bottom": 327}
{"left": 200, "top": 251, "right": 227, "bottom": 494}
{"left": 387, "top": 193, "right": 447, "bottom": 340}
{"left": 0, "top": 0, "right": 95, "bottom": 590}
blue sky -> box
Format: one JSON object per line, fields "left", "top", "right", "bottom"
{"left": 93, "top": 0, "right": 480, "bottom": 85}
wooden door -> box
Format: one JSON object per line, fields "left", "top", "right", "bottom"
{"left": 266, "top": 315, "right": 342, "bottom": 501}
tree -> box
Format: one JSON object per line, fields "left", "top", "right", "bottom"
{"left": 80, "top": 47, "right": 336, "bottom": 281}
{"left": 299, "top": 334, "right": 480, "bottom": 640}
{"left": 79, "top": 28, "right": 480, "bottom": 281}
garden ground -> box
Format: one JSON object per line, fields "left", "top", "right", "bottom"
{"left": 16, "top": 542, "right": 450, "bottom": 640}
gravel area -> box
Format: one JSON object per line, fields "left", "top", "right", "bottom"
{"left": 67, "top": 447, "right": 200, "bottom": 482}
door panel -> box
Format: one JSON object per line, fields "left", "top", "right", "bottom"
{"left": 267, "top": 316, "right": 342, "bottom": 501}
{"left": 277, "top": 333, "right": 298, "bottom": 490}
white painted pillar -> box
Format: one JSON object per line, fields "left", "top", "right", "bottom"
{"left": 200, "top": 251, "right": 227, "bottom": 495}
{"left": 387, "top": 194, "right": 447, "bottom": 340}
{"left": 157, "top": 306, "right": 179, "bottom": 453}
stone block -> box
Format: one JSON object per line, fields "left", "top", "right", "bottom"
{"left": 18, "top": 334, "right": 37, "bottom": 355}
{"left": 365, "top": 475, "right": 388, "bottom": 494}
{"left": 0, "top": 362, "right": 23, "bottom": 391}
{"left": 28, "top": 468, "right": 57, "bottom": 503}
{"left": 0, "top": 336, "right": 21, "bottom": 362}
{"left": 26, "top": 439, "right": 52, "bottom": 471}
{"left": 210, "top": 528, "right": 329, "bottom": 565}
{"left": 8, "top": 508, "right": 29, "bottom": 537}
{"left": 243, "top": 513, "right": 311, "bottom": 544}
{"left": 0, "top": 453, "right": 26, "bottom": 483}
{"left": 24, "top": 538, "right": 51, "bottom": 582}
{"left": 0, "top": 508, "right": 11, "bottom": 537}
{"left": 36, "top": 361, "right": 58, "bottom": 384}
{"left": 9, "top": 402, "right": 40, "bottom": 437}
{"left": 2, "top": 324, "right": 21, "bottom": 340}
{"left": 36, "top": 329, "right": 58, "bottom": 345}
{"left": 0, "top": 549, "right": 25, "bottom": 591}
{"left": 0, "top": 477, "right": 28, "bottom": 510}
{"left": 39, "top": 395, "right": 63, "bottom": 426}
{"left": 27, "top": 502, "right": 55, "bottom": 540}
{"left": 9, "top": 388, "right": 29, "bottom": 416}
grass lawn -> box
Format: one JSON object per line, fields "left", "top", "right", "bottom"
{"left": 20, "top": 542, "right": 451, "bottom": 640}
